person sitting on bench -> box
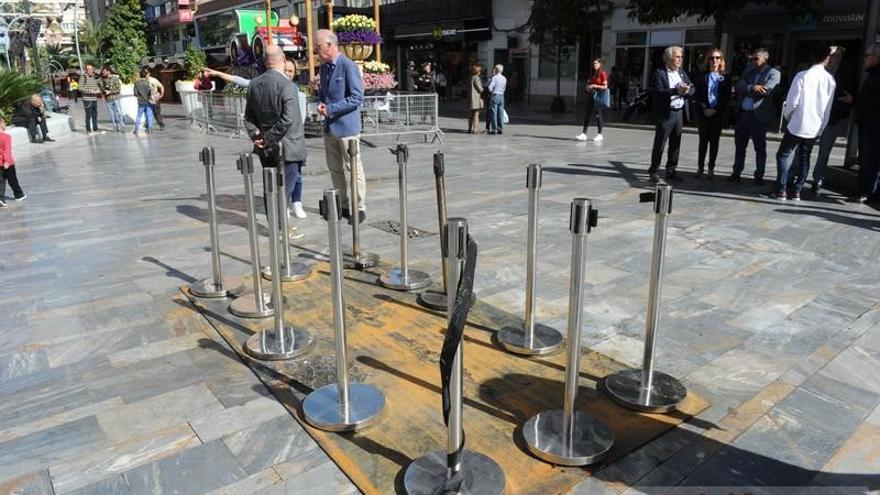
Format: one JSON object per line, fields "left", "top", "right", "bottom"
{"left": 12, "top": 95, "right": 54, "bottom": 144}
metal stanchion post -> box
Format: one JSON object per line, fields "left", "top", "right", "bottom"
{"left": 380, "top": 144, "right": 431, "bottom": 291}
{"left": 245, "top": 168, "right": 313, "bottom": 360}
{"left": 230, "top": 153, "right": 273, "bottom": 318}
{"left": 417, "top": 152, "right": 450, "bottom": 311}
{"left": 303, "top": 189, "right": 386, "bottom": 431}
{"left": 404, "top": 218, "right": 505, "bottom": 495}
{"left": 522, "top": 198, "right": 615, "bottom": 466}
{"left": 190, "top": 146, "right": 241, "bottom": 298}
{"left": 604, "top": 184, "right": 687, "bottom": 413}
{"left": 498, "top": 164, "right": 564, "bottom": 355}
{"left": 262, "top": 160, "right": 311, "bottom": 283}
{"left": 343, "top": 139, "right": 379, "bottom": 269}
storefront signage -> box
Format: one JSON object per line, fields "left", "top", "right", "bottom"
{"left": 792, "top": 11, "right": 864, "bottom": 30}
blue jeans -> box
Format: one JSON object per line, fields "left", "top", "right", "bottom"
{"left": 285, "top": 161, "right": 303, "bottom": 203}
{"left": 106, "top": 99, "right": 125, "bottom": 130}
{"left": 775, "top": 131, "right": 816, "bottom": 193}
{"left": 489, "top": 94, "right": 504, "bottom": 132}
{"left": 135, "top": 103, "right": 154, "bottom": 130}
{"left": 733, "top": 111, "right": 768, "bottom": 179}
{"left": 83, "top": 100, "right": 98, "bottom": 132}
{"left": 807, "top": 120, "right": 842, "bottom": 184}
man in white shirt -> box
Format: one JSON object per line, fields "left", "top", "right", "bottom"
{"left": 770, "top": 45, "right": 836, "bottom": 201}
{"left": 487, "top": 65, "right": 507, "bottom": 135}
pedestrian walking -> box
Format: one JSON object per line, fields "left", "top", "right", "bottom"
{"left": 417, "top": 63, "right": 435, "bottom": 93}
{"left": 647, "top": 46, "right": 694, "bottom": 182}
{"left": 79, "top": 64, "right": 104, "bottom": 135}
{"left": 100, "top": 66, "right": 126, "bottom": 132}
{"left": 68, "top": 72, "right": 80, "bottom": 103}
{"left": 575, "top": 58, "right": 609, "bottom": 142}
{"left": 405, "top": 61, "right": 418, "bottom": 92}
{"left": 487, "top": 64, "right": 507, "bottom": 135}
{"left": 145, "top": 68, "right": 166, "bottom": 130}
{"left": 133, "top": 69, "right": 155, "bottom": 136}
{"left": 468, "top": 64, "right": 484, "bottom": 134}
{"left": 12, "top": 94, "right": 54, "bottom": 144}
{"left": 315, "top": 29, "right": 367, "bottom": 224}
{"left": 0, "top": 118, "right": 27, "bottom": 207}
{"left": 853, "top": 43, "right": 880, "bottom": 204}
{"left": 769, "top": 45, "right": 836, "bottom": 201}
{"left": 694, "top": 48, "right": 732, "bottom": 179}
{"left": 728, "top": 48, "right": 781, "bottom": 184}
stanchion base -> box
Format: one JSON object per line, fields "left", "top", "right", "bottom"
{"left": 496, "top": 323, "right": 565, "bottom": 356}
{"left": 416, "top": 290, "right": 447, "bottom": 312}
{"left": 403, "top": 449, "right": 505, "bottom": 495}
{"left": 189, "top": 276, "right": 242, "bottom": 298}
{"left": 379, "top": 268, "right": 432, "bottom": 291}
{"left": 244, "top": 327, "right": 313, "bottom": 361}
{"left": 228, "top": 294, "right": 274, "bottom": 319}
{"left": 342, "top": 249, "right": 380, "bottom": 270}
{"left": 302, "top": 383, "right": 385, "bottom": 432}
{"left": 522, "top": 409, "right": 615, "bottom": 466}
{"left": 603, "top": 368, "right": 687, "bottom": 413}
{"left": 261, "top": 262, "right": 311, "bottom": 283}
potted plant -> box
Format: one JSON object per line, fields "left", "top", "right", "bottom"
{"left": 362, "top": 61, "right": 397, "bottom": 95}
{"left": 177, "top": 46, "right": 207, "bottom": 116}
{"left": 332, "top": 14, "right": 382, "bottom": 62}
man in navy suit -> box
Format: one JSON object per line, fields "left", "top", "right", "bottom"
{"left": 648, "top": 45, "right": 694, "bottom": 182}
{"left": 316, "top": 29, "right": 367, "bottom": 223}
{"left": 729, "top": 48, "right": 781, "bottom": 185}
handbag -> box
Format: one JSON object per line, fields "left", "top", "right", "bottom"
{"left": 593, "top": 88, "right": 610, "bottom": 109}
{"left": 502, "top": 108, "right": 509, "bottom": 125}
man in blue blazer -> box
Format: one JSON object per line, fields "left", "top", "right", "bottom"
{"left": 729, "top": 48, "right": 781, "bottom": 185}
{"left": 648, "top": 45, "right": 694, "bottom": 182}
{"left": 316, "top": 29, "right": 366, "bottom": 223}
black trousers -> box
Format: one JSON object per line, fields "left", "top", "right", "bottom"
{"left": 649, "top": 110, "right": 684, "bottom": 174}
{"left": 0, "top": 165, "right": 24, "bottom": 199}
{"left": 581, "top": 98, "right": 604, "bottom": 134}
{"left": 83, "top": 100, "right": 98, "bottom": 132}
{"left": 153, "top": 103, "right": 165, "bottom": 127}
{"left": 12, "top": 116, "right": 48, "bottom": 142}
{"left": 697, "top": 111, "right": 724, "bottom": 171}
{"left": 858, "top": 125, "right": 880, "bottom": 198}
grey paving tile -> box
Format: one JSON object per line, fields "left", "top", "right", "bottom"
{"left": 221, "top": 415, "right": 318, "bottom": 475}
{"left": 774, "top": 373, "right": 880, "bottom": 439}
{"left": 0, "top": 349, "right": 49, "bottom": 383}
{"left": 0, "top": 469, "right": 55, "bottom": 495}
{"left": 0, "top": 417, "right": 106, "bottom": 481}
{"left": 818, "top": 346, "right": 880, "bottom": 396}
{"left": 66, "top": 475, "right": 132, "bottom": 495}
{"left": 122, "top": 440, "right": 248, "bottom": 495}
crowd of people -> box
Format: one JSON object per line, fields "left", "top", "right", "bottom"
{"left": 641, "top": 43, "right": 880, "bottom": 203}
{"left": 67, "top": 64, "right": 166, "bottom": 136}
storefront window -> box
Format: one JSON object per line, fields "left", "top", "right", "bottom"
{"left": 538, "top": 42, "right": 576, "bottom": 79}
{"left": 615, "top": 46, "right": 645, "bottom": 89}
{"left": 685, "top": 29, "right": 714, "bottom": 45}
{"left": 198, "top": 11, "right": 237, "bottom": 48}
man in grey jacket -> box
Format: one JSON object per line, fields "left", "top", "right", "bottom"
{"left": 244, "top": 46, "right": 306, "bottom": 226}
{"left": 729, "top": 48, "right": 781, "bottom": 185}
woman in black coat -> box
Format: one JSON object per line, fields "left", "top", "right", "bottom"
{"left": 694, "top": 48, "right": 732, "bottom": 178}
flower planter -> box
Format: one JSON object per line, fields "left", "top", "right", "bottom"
{"left": 119, "top": 84, "right": 138, "bottom": 123}
{"left": 175, "top": 80, "right": 198, "bottom": 117}
{"left": 340, "top": 43, "right": 374, "bottom": 62}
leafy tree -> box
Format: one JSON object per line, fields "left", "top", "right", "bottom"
{"left": 78, "top": 18, "right": 105, "bottom": 59}
{"left": 625, "top": 0, "right": 814, "bottom": 46}
{"left": 529, "top": 0, "right": 610, "bottom": 112}
{"left": 103, "top": 0, "right": 148, "bottom": 83}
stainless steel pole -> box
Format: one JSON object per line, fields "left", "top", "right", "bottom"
{"left": 497, "top": 164, "right": 563, "bottom": 355}
{"left": 190, "top": 146, "right": 240, "bottom": 298}
{"left": 604, "top": 185, "right": 687, "bottom": 413}
{"left": 403, "top": 218, "right": 506, "bottom": 495}
{"left": 244, "top": 168, "right": 313, "bottom": 360}
{"left": 262, "top": 156, "right": 310, "bottom": 283}
{"left": 380, "top": 144, "right": 431, "bottom": 291}
{"left": 229, "top": 153, "right": 273, "bottom": 318}
{"left": 303, "top": 189, "right": 385, "bottom": 431}
{"left": 522, "top": 198, "right": 614, "bottom": 466}
{"left": 343, "top": 139, "right": 379, "bottom": 269}
{"left": 417, "top": 152, "right": 450, "bottom": 311}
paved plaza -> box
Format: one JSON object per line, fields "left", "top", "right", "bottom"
{"left": 1, "top": 102, "right": 879, "bottom": 494}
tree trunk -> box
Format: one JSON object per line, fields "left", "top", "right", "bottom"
{"left": 555, "top": 43, "right": 562, "bottom": 97}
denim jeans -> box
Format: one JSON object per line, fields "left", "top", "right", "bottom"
{"left": 733, "top": 111, "right": 769, "bottom": 179}
{"left": 285, "top": 161, "right": 303, "bottom": 204}
{"left": 775, "top": 131, "right": 816, "bottom": 193}
{"left": 106, "top": 99, "right": 126, "bottom": 131}
{"left": 489, "top": 94, "right": 504, "bottom": 132}
{"left": 83, "top": 100, "right": 98, "bottom": 132}
{"left": 135, "top": 103, "right": 154, "bottom": 131}
{"left": 807, "top": 120, "right": 843, "bottom": 184}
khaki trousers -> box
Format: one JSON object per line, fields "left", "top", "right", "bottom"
{"left": 323, "top": 133, "right": 366, "bottom": 211}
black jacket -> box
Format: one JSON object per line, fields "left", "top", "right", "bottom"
{"left": 14, "top": 100, "right": 45, "bottom": 122}
{"left": 828, "top": 66, "right": 855, "bottom": 124}
{"left": 694, "top": 71, "right": 732, "bottom": 117}
{"left": 854, "top": 64, "right": 880, "bottom": 128}
{"left": 649, "top": 67, "right": 694, "bottom": 123}
{"left": 244, "top": 69, "right": 306, "bottom": 163}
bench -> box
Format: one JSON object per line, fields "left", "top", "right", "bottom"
{"left": 6, "top": 112, "right": 75, "bottom": 147}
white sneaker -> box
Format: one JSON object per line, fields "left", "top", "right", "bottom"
{"left": 575, "top": 133, "right": 587, "bottom": 141}
{"left": 592, "top": 134, "right": 604, "bottom": 142}
{"left": 292, "top": 202, "right": 306, "bottom": 219}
